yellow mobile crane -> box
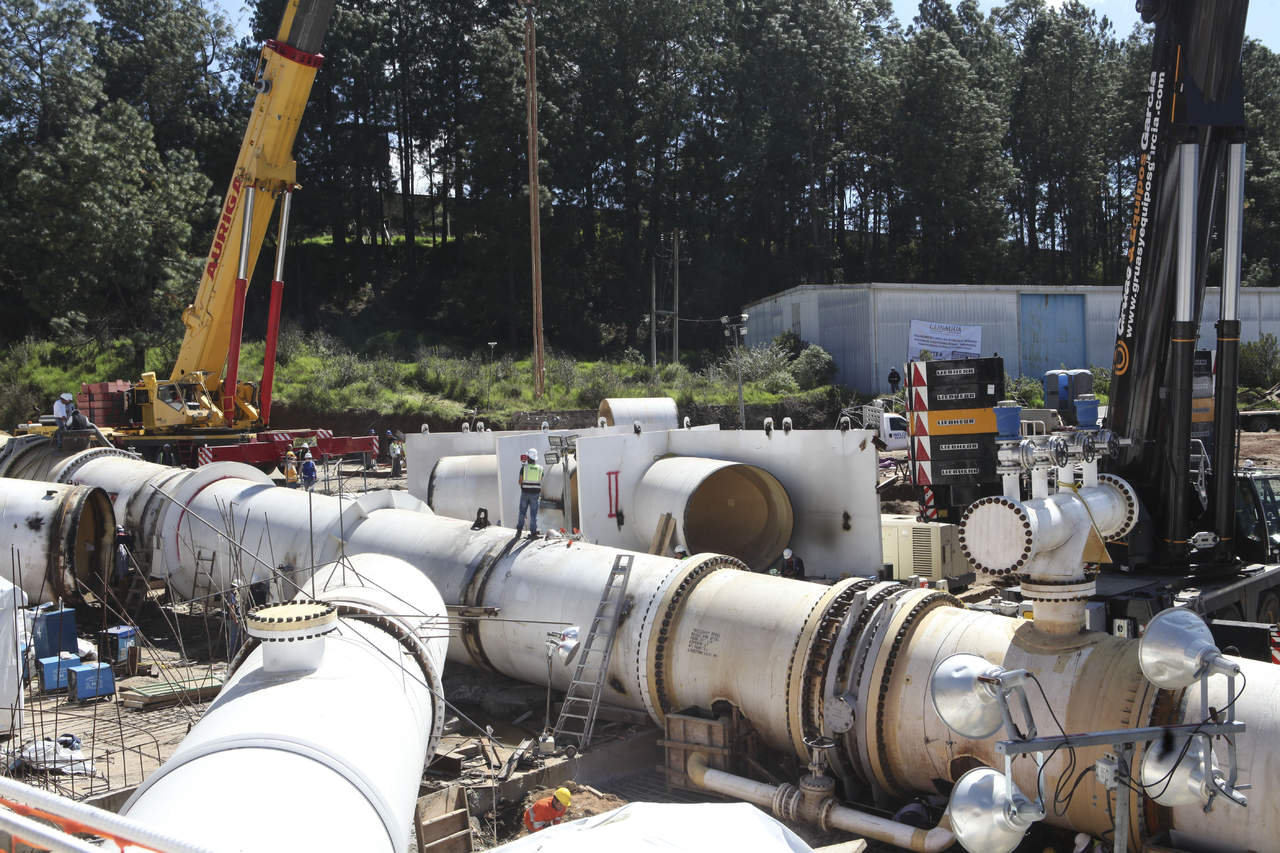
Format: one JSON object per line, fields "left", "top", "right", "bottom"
{"left": 133, "top": 0, "right": 336, "bottom": 434}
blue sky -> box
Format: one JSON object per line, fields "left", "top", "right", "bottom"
{"left": 890, "top": 0, "right": 1279, "bottom": 48}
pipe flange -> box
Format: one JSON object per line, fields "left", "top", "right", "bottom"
{"left": 52, "top": 446, "right": 139, "bottom": 484}
{"left": 871, "top": 589, "right": 961, "bottom": 796}
{"left": 958, "top": 495, "right": 1032, "bottom": 576}
{"left": 1021, "top": 579, "right": 1097, "bottom": 603}
{"left": 639, "top": 553, "right": 745, "bottom": 722}
{"left": 246, "top": 601, "right": 338, "bottom": 642}
{"left": 819, "top": 580, "right": 878, "bottom": 734}
{"left": 847, "top": 585, "right": 911, "bottom": 785}
{"left": 794, "top": 578, "right": 864, "bottom": 755}
{"left": 772, "top": 782, "right": 800, "bottom": 822}
{"left": 1097, "top": 473, "right": 1139, "bottom": 538}
{"left": 817, "top": 797, "right": 837, "bottom": 832}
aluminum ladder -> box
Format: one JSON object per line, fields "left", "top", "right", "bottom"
{"left": 553, "top": 554, "right": 632, "bottom": 750}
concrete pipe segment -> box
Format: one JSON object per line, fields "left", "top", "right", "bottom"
{"left": 1, "top": 442, "right": 1277, "bottom": 851}
{"left": 122, "top": 553, "right": 448, "bottom": 853}
{"left": 633, "top": 456, "right": 794, "bottom": 567}
{"left": 0, "top": 476, "right": 114, "bottom": 603}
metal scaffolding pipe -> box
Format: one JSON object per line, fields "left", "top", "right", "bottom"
{"left": 122, "top": 554, "right": 447, "bottom": 853}
{"left": 0, "top": 476, "right": 114, "bottom": 603}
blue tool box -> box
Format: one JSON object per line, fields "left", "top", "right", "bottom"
{"left": 38, "top": 655, "right": 80, "bottom": 691}
{"left": 67, "top": 663, "right": 115, "bottom": 701}
{"left": 33, "top": 608, "right": 77, "bottom": 660}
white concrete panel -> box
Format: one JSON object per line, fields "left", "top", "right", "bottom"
{"left": 576, "top": 428, "right": 881, "bottom": 579}
{"left": 405, "top": 431, "right": 509, "bottom": 505}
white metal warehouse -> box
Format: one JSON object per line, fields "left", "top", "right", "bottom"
{"left": 743, "top": 282, "right": 1280, "bottom": 395}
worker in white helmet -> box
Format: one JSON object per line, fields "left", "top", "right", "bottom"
{"left": 779, "top": 547, "right": 805, "bottom": 579}
{"left": 52, "top": 392, "right": 74, "bottom": 449}
{"left": 300, "top": 450, "right": 317, "bottom": 491}
{"left": 515, "top": 447, "right": 543, "bottom": 539}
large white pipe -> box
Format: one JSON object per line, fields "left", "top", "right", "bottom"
{"left": 0, "top": 476, "right": 114, "bottom": 603}
{"left": 428, "top": 453, "right": 576, "bottom": 531}
{"left": 598, "top": 397, "right": 678, "bottom": 429}
{"left": 122, "top": 554, "right": 447, "bottom": 853}
{"left": 633, "top": 456, "right": 794, "bottom": 567}
{"left": 429, "top": 454, "right": 501, "bottom": 521}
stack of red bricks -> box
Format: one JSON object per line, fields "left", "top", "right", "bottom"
{"left": 76, "top": 380, "right": 131, "bottom": 426}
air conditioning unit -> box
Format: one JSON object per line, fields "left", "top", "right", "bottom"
{"left": 880, "top": 515, "right": 966, "bottom": 582}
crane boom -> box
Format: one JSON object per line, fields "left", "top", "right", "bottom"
{"left": 1106, "top": 0, "right": 1249, "bottom": 568}
{"left": 167, "top": 0, "right": 336, "bottom": 422}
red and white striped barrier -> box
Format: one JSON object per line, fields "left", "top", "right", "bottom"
{"left": 920, "top": 486, "right": 938, "bottom": 520}
{"left": 197, "top": 446, "right": 213, "bottom": 467}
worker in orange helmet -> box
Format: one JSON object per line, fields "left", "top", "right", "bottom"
{"left": 523, "top": 787, "right": 571, "bottom": 833}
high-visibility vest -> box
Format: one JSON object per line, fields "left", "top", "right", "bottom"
{"left": 520, "top": 463, "right": 543, "bottom": 487}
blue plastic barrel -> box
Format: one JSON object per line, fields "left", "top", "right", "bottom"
{"left": 1074, "top": 395, "right": 1100, "bottom": 429}
{"left": 994, "top": 401, "right": 1022, "bottom": 440}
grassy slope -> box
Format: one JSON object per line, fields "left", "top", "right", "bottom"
{"left": 0, "top": 334, "right": 843, "bottom": 430}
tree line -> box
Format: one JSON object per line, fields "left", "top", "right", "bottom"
{"left": 2, "top": 0, "right": 1279, "bottom": 364}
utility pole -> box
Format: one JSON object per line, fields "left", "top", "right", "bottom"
{"left": 650, "top": 255, "right": 657, "bottom": 369}
{"left": 672, "top": 231, "right": 679, "bottom": 366}
{"left": 721, "top": 314, "right": 749, "bottom": 428}
{"left": 522, "top": 0, "right": 545, "bottom": 398}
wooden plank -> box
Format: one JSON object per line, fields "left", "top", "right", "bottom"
{"left": 647, "top": 512, "right": 676, "bottom": 555}
{"left": 119, "top": 678, "right": 222, "bottom": 709}
{"left": 421, "top": 828, "right": 471, "bottom": 853}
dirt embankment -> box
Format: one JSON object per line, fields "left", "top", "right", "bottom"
{"left": 1238, "top": 431, "right": 1280, "bottom": 469}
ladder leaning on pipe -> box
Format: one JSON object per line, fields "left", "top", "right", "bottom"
{"left": 554, "top": 554, "right": 632, "bottom": 750}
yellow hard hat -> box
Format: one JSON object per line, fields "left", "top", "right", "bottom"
{"left": 554, "top": 787, "right": 571, "bottom": 807}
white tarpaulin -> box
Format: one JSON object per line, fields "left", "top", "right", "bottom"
{"left": 907, "top": 320, "right": 982, "bottom": 361}
{"left": 491, "top": 802, "right": 816, "bottom": 852}
{"left": 0, "top": 578, "right": 26, "bottom": 736}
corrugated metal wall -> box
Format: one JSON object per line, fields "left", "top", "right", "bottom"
{"left": 744, "top": 284, "right": 1280, "bottom": 394}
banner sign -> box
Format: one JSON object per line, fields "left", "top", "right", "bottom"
{"left": 908, "top": 320, "right": 982, "bottom": 361}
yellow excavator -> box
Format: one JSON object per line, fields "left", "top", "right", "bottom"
{"left": 134, "top": 0, "right": 336, "bottom": 434}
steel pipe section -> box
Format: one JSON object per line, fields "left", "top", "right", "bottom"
{"left": 0, "top": 477, "right": 114, "bottom": 603}
{"left": 122, "top": 554, "right": 446, "bottom": 853}
{"left": 959, "top": 476, "right": 1137, "bottom": 633}
{"left": 598, "top": 396, "right": 678, "bottom": 429}
{"left": 634, "top": 456, "right": 794, "bottom": 567}
{"left": 959, "top": 481, "right": 1135, "bottom": 579}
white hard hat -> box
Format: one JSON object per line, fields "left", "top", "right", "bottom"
{"left": 674, "top": 544, "right": 687, "bottom": 555}
{"left": 783, "top": 548, "right": 793, "bottom": 559}
{"left": 527, "top": 448, "right": 538, "bottom": 461}
{"left": 59, "top": 392, "right": 73, "bottom": 401}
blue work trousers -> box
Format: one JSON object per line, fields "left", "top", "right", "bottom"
{"left": 516, "top": 491, "right": 540, "bottom": 533}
